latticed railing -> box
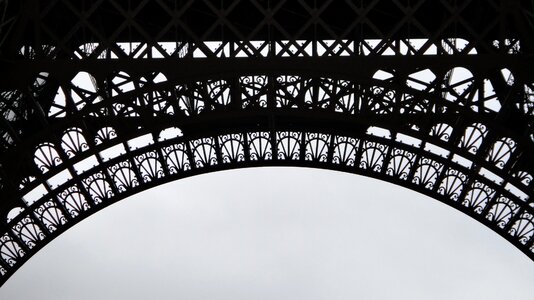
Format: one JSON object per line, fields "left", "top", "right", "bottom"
{"left": 0, "top": 0, "right": 534, "bottom": 286}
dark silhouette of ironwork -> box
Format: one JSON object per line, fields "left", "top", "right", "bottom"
{"left": 0, "top": 0, "right": 534, "bottom": 285}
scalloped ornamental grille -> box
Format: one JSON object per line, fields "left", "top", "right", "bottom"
{"left": 0, "top": 0, "right": 534, "bottom": 286}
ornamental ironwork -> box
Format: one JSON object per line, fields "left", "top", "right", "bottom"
{"left": 0, "top": 0, "right": 534, "bottom": 285}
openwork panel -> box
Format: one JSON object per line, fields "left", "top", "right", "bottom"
{"left": 458, "top": 123, "right": 488, "bottom": 155}
{"left": 247, "top": 132, "right": 272, "bottom": 161}
{"left": 108, "top": 160, "right": 140, "bottom": 193}
{"left": 28, "top": 37, "right": 522, "bottom": 60}
{"left": 304, "top": 133, "right": 331, "bottom": 162}
{"left": 486, "top": 137, "right": 517, "bottom": 169}
{"left": 240, "top": 76, "right": 268, "bottom": 109}
{"left": 276, "top": 132, "right": 301, "bottom": 160}
{"left": 359, "top": 141, "right": 389, "bottom": 173}
{"left": 56, "top": 185, "right": 90, "bottom": 218}
{"left": 510, "top": 212, "right": 534, "bottom": 245}
{"left": 33, "top": 70, "right": 522, "bottom": 140}
{"left": 0, "top": 234, "right": 24, "bottom": 267}
{"left": 161, "top": 143, "right": 191, "bottom": 174}
{"left": 276, "top": 76, "right": 306, "bottom": 108}
{"left": 219, "top": 134, "right": 246, "bottom": 164}
{"left": 190, "top": 138, "right": 218, "bottom": 168}
{"left": 412, "top": 158, "right": 444, "bottom": 190}
{"left": 33, "top": 200, "right": 68, "bottom": 233}
{"left": 462, "top": 181, "right": 496, "bottom": 214}
{"left": 32, "top": 67, "right": 518, "bottom": 139}
{"left": 11, "top": 0, "right": 527, "bottom": 58}
{"left": 1, "top": 124, "right": 534, "bottom": 286}
{"left": 332, "top": 136, "right": 359, "bottom": 167}
{"left": 3, "top": 71, "right": 534, "bottom": 282}
{"left": 430, "top": 123, "right": 454, "bottom": 143}
{"left": 486, "top": 197, "right": 522, "bottom": 229}
{"left": 438, "top": 168, "right": 469, "bottom": 202}
{"left": 176, "top": 80, "right": 231, "bottom": 116}
{"left": 1, "top": 0, "right": 534, "bottom": 287}
{"left": 95, "top": 127, "right": 118, "bottom": 145}
{"left": 513, "top": 171, "right": 534, "bottom": 189}
{"left": 61, "top": 127, "right": 90, "bottom": 158}
{"left": 11, "top": 215, "right": 45, "bottom": 250}
{"left": 386, "top": 148, "right": 417, "bottom": 180}
{"left": 82, "top": 172, "right": 115, "bottom": 205}
{"left": 134, "top": 151, "right": 165, "bottom": 183}
{"left": 34, "top": 143, "right": 63, "bottom": 174}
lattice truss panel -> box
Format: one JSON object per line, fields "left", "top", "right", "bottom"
{"left": 7, "top": 0, "right": 529, "bottom": 58}
{"left": 1, "top": 0, "right": 534, "bottom": 286}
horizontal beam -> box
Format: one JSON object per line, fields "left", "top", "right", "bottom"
{"left": 2, "top": 55, "right": 533, "bottom": 89}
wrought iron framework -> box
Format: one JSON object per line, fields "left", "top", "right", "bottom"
{"left": 1, "top": 0, "right": 534, "bottom": 286}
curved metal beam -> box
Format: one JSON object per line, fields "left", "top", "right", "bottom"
{"left": 1, "top": 0, "right": 534, "bottom": 288}
{"left": 0, "top": 84, "right": 533, "bottom": 284}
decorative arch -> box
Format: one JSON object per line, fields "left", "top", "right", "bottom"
{"left": 1, "top": 0, "right": 534, "bottom": 288}
{"left": 0, "top": 72, "right": 533, "bottom": 285}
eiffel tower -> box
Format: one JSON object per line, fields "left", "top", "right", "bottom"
{"left": 0, "top": 0, "right": 533, "bottom": 286}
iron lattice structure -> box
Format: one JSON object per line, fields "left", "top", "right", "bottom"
{"left": 0, "top": 0, "right": 534, "bottom": 285}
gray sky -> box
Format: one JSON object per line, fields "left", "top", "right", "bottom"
{"left": 1, "top": 167, "right": 533, "bottom": 299}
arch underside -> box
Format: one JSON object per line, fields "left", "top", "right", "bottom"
{"left": 0, "top": 72, "right": 534, "bottom": 285}
{"left": 2, "top": 0, "right": 534, "bottom": 287}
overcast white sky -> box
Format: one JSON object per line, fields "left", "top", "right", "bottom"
{"left": 1, "top": 167, "right": 533, "bottom": 299}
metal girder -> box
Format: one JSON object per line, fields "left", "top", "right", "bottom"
{"left": 0, "top": 0, "right": 534, "bottom": 287}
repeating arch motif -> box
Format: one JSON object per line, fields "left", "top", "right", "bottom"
{"left": 0, "top": 72, "right": 533, "bottom": 286}
{"left": 1, "top": 119, "right": 534, "bottom": 284}
{"left": 2, "top": 0, "right": 534, "bottom": 288}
